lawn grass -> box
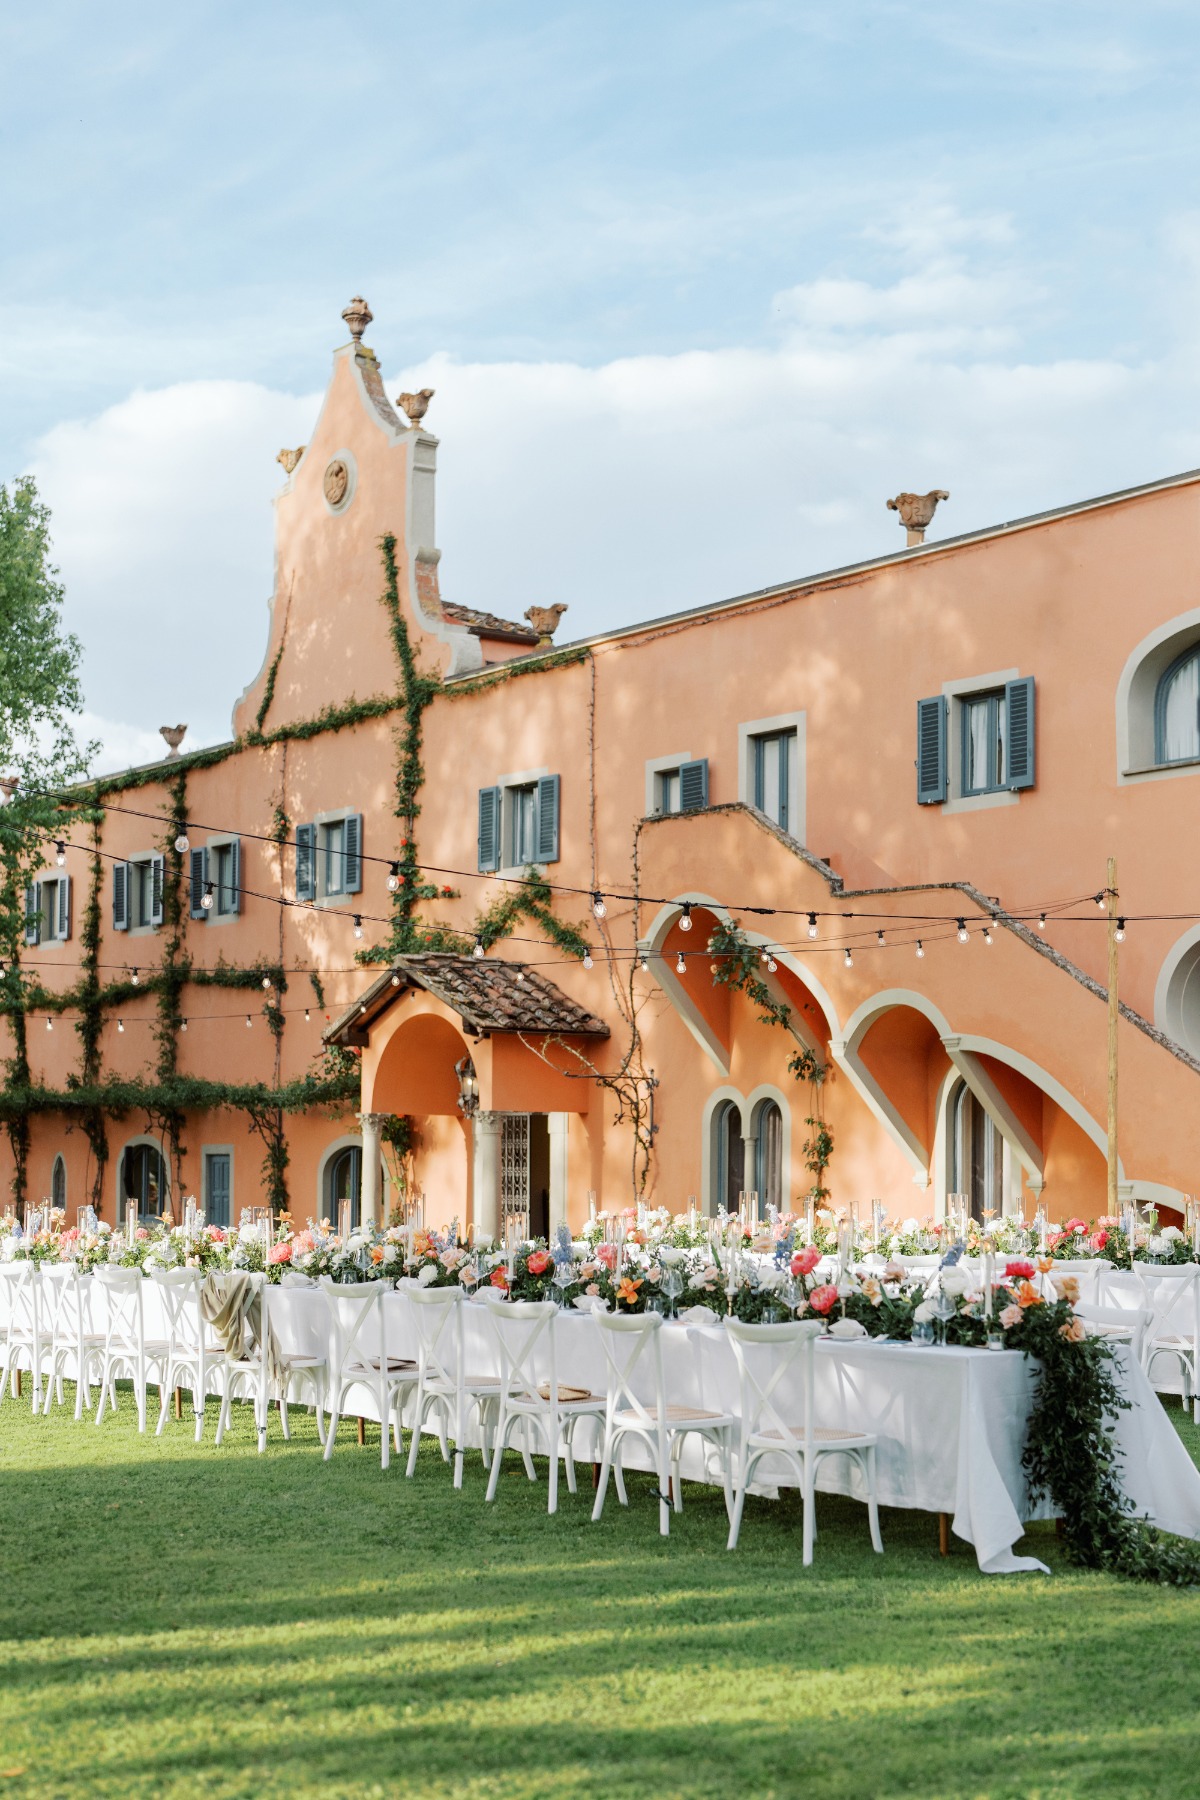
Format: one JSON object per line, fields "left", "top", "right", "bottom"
{"left": 1, "top": 1388, "right": 1200, "bottom": 1799}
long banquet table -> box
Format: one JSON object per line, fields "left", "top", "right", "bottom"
{"left": 255, "top": 1282, "right": 1200, "bottom": 1575}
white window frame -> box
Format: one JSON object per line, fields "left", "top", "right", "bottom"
{"left": 126, "top": 852, "right": 161, "bottom": 937}
{"left": 737, "top": 712, "right": 806, "bottom": 843}
{"left": 1116, "top": 607, "right": 1200, "bottom": 785}
{"left": 494, "top": 765, "right": 552, "bottom": 880}
{"left": 940, "top": 670, "right": 1021, "bottom": 816}
{"left": 202, "top": 1144, "right": 235, "bottom": 1226}
{"left": 645, "top": 751, "right": 694, "bottom": 817}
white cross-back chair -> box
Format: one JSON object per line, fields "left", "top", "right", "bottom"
{"left": 41, "top": 1264, "right": 105, "bottom": 1419}
{"left": 225, "top": 1276, "right": 328, "bottom": 1453}
{"left": 590, "top": 1311, "right": 735, "bottom": 1538}
{"left": 484, "top": 1300, "right": 605, "bottom": 1513}
{"left": 151, "top": 1269, "right": 239, "bottom": 1443}
{"left": 93, "top": 1266, "right": 170, "bottom": 1433}
{"left": 1077, "top": 1301, "right": 1152, "bottom": 1366}
{"left": 404, "top": 1284, "right": 502, "bottom": 1487}
{"left": 0, "top": 1262, "right": 48, "bottom": 1411}
{"left": 726, "top": 1318, "right": 883, "bottom": 1564}
{"left": 322, "top": 1280, "right": 415, "bottom": 1469}
{"left": 1111, "top": 1264, "right": 1200, "bottom": 1421}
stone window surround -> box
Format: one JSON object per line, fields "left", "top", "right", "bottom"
{"left": 940, "top": 669, "right": 1021, "bottom": 816}
{"left": 736, "top": 711, "right": 806, "bottom": 843}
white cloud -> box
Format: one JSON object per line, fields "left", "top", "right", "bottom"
{"left": 25, "top": 220, "right": 1200, "bottom": 771}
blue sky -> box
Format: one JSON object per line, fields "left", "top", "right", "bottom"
{"left": 4, "top": 2, "right": 1200, "bottom": 764}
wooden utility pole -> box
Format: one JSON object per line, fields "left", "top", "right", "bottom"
{"left": 1106, "top": 856, "right": 1119, "bottom": 1218}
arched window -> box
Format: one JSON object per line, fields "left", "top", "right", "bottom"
{"left": 120, "top": 1142, "right": 168, "bottom": 1224}
{"left": 325, "top": 1144, "right": 362, "bottom": 1230}
{"left": 752, "top": 1100, "right": 784, "bottom": 1215}
{"left": 947, "top": 1082, "right": 1003, "bottom": 1222}
{"left": 51, "top": 1155, "right": 66, "bottom": 1210}
{"left": 1156, "top": 645, "right": 1200, "bottom": 766}
{"left": 713, "top": 1101, "right": 744, "bottom": 1214}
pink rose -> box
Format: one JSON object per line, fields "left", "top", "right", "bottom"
{"left": 791, "top": 1247, "right": 821, "bottom": 1277}
{"left": 268, "top": 1242, "right": 292, "bottom": 1265}
{"left": 596, "top": 1244, "right": 617, "bottom": 1270}
{"left": 999, "top": 1303, "right": 1022, "bottom": 1329}
{"left": 808, "top": 1284, "right": 839, "bottom": 1316}
{"left": 135, "top": 1227, "right": 149, "bottom": 1241}
{"left": 585, "top": 1282, "right": 600, "bottom": 1296}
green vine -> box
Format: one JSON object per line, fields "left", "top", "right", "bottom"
{"left": 474, "top": 867, "right": 590, "bottom": 961}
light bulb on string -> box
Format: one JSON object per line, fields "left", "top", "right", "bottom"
{"left": 174, "top": 832, "right": 190, "bottom": 854}
{"left": 807, "top": 913, "right": 818, "bottom": 939}
{"left": 639, "top": 954, "right": 649, "bottom": 972}
{"left": 387, "top": 863, "right": 401, "bottom": 893}
{"left": 1096, "top": 893, "right": 1107, "bottom": 909}
{"left": 843, "top": 948, "right": 853, "bottom": 968}
{"left": 391, "top": 973, "right": 400, "bottom": 987}
{"left": 591, "top": 891, "right": 607, "bottom": 920}
{"left": 516, "top": 968, "right": 526, "bottom": 983}
{"left": 676, "top": 951, "right": 687, "bottom": 974}
{"left": 262, "top": 976, "right": 272, "bottom": 990}
{"left": 760, "top": 947, "right": 770, "bottom": 964}
{"left": 983, "top": 926, "right": 993, "bottom": 945}
{"left": 1115, "top": 917, "right": 1126, "bottom": 943}
{"left": 916, "top": 940, "right": 925, "bottom": 959}
{"left": 766, "top": 955, "right": 777, "bottom": 973}
{"left": 117, "top": 1019, "right": 124, "bottom": 1034}
{"left": 245, "top": 1014, "right": 252, "bottom": 1029}
{"left": 180, "top": 1018, "right": 188, "bottom": 1032}
{"left": 582, "top": 951, "right": 594, "bottom": 970}
{"left": 131, "top": 968, "right": 139, "bottom": 987}
{"left": 957, "top": 919, "right": 969, "bottom": 943}
{"left": 45, "top": 1016, "right": 52, "bottom": 1031}
{"left": 1037, "top": 913, "right": 1046, "bottom": 931}
{"left": 353, "top": 915, "right": 364, "bottom": 940}
{"left": 876, "top": 930, "right": 885, "bottom": 947}
{"left": 679, "top": 902, "right": 692, "bottom": 932}
{"left": 201, "top": 882, "right": 214, "bottom": 911}
{"left": 472, "top": 938, "right": 485, "bottom": 960}
{"left": 54, "top": 841, "right": 65, "bottom": 867}
{"left": 304, "top": 1009, "right": 311, "bottom": 1023}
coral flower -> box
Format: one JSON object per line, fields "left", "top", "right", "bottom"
{"left": 1036, "top": 1256, "right": 1054, "bottom": 1274}
{"left": 808, "top": 1284, "right": 839, "bottom": 1316}
{"left": 1015, "top": 1280, "right": 1043, "bottom": 1309}
{"left": 370, "top": 1245, "right": 385, "bottom": 1264}
{"left": 267, "top": 1242, "right": 292, "bottom": 1265}
{"left": 526, "top": 1249, "right": 552, "bottom": 1275}
{"left": 1059, "top": 1315, "right": 1087, "bottom": 1343}
{"left": 615, "top": 1276, "right": 644, "bottom": 1306}
{"left": 791, "top": 1247, "right": 821, "bottom": 1277}
{"left": 489, "top": 1267, "right": 509, "bottom": 1289}
{"left": 1090, "top": 1230, "right": 1108, "bottom": 1252}
{"left": 595, "top": 1243, "right": 618, "bottom": 1270}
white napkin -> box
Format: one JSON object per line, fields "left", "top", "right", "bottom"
{"left": 280, "top": 1271, "right": 317, "bottom": 1288}
{"left": 572, "top": 1294, "right": 609, "bottom": 1314}
{"left": 827, "top": 1317, "right": 868, "bottom": 1340}
{"left": 680, "top": 1304, "right": 719, "bottom": 1325}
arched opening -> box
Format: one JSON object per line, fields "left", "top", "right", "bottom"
{"left": 947, "top": 1079, "right": 1003, "bottom": 1221}
{"left": 325, "top": 1143, "right": 362, "bottom": 1230}
{"left": 1157, "top": 929, "right": 1200, "bottom": 1058}
{"left": 51, "top": 1155, "right": 66, "bottom": 1210}
{"left": 712, "top": 1099, "right": 744, "bottom": 1214}
{"left": 1156, "top": 643, "right": 1200, "bottom": 765}
{"left": 120, "top": 1141, "right": 168, "bottom": 1225}
{"left": 751, "top": 1098, "right": 784, "bottom": 1214}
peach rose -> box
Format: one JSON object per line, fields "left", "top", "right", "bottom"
{"left": 1059, "top": 1315, "right": 1086, "bottom": 1342}
{"left": 268, "top": 1242, "right": 292, "bottom": 1265}
{"left": 1054, "top": 1276, "right": 1080, "bottom": 1306}
{"left": 999, "top": 1303, "right": 1022, "bottom": 1329}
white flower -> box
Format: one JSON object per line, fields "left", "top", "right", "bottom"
{"left": 1148, "top": 1235, "right": 1168, "bottom": 1257}
{"left": 901, "top": 1217, "right": 920, "bottom": 1235}
{"left": 1163, "top": 1226, "right": 1185, "bottom": 1242}
{"left": 416, "top": 1263, "right": 439, "bottom": 1287}
{"left": 939, "top": 1266, "right": 970, "bottom": 1297}
{"left": 914, "top": 1300, "right": 936, "bottom": 1323}
{"left": 659, "top": 1247, "right": 685, "bottom": 1266}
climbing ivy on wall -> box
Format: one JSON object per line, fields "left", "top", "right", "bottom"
{"left": 0, "top": 535, "right": 594, "bottom": 1210}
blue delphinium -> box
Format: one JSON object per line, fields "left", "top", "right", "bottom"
{"left": 774, "top": 1226, "right": 795, "bottom": 1267}
{"left": 553, "top": 1221, "right": 574, "bottom": 1267}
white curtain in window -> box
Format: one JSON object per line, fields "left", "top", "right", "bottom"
{"left": 1162, "top": 654, "right": 1200, "bottom": 763}
{"left": 965, "top": 700, "right": 990, "bottom": 791}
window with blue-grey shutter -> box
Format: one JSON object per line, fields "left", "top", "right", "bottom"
{"left": 1005, "top": 676, "right": 1035, "bottom": 790}
{"left": 535, "top": 774, "right": 560, "bottom": 864}
{"left": 24, "top": 883, "right": 40, "bottom": 946}
{"left": 343, "top": 814, "right": 363, "bottom": 893}
{"left": 295, "top": 824, "right": 316, "bottom": 901}
{"left": 113, "top": 863, "right": 129, "bottom": 931}
{"left": 679, "top": 758, "right": 709, "bottom": 812}
{"left": 477, "top": 787, "right": 501, "bottom": 873}
{"left": 150, "top": 854, "right": 165, "bottom": 928}
{"left": 189, "top": 847, "right": 209, "bottom": 919}
{"left": 57, "top": 875, "right": 71, "bottom": 941}
{"left": 916, "top": 696, "right": 948, "bottom": 804}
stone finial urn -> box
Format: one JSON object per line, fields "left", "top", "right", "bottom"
{"left": 524, "top": 603, "right": 569, "bottom": 646}
{"left": 886, "top": 490, "right": 949, "bottom": 545}
{"left": 341, "top": 296, "right": 373, "bottom": 344}
{"left": 160, "top": 725, "right": 188, "bottom": 759}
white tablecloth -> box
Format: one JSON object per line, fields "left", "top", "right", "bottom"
{"left": 261, "top": 1285, "right": 1200, "bottom": 1575}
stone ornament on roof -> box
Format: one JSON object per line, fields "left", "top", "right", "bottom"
{"left": 396, "top": 388, "right": 435, "bottom": 427}
{"left": 159, "top": 725, "right": 187, "bottom": 758}
{"left": 341, "top": 296, "right": 373, "bottom": 344}
{"left": 276, "top": 446, "right": 305, "bottom": 474}
{"left": 886, "top": 489, "right": 950, "bottom": 546}
{"left": 524, "top": 603, "right": 569, "bottom": 645}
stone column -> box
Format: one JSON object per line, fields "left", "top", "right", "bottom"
{"left": 357, "top": 1113, "right": 387, "bottom": 1229}
{"left": 473, "top": 1111, "right": 503, "bottom": 1241}
{"left": 548, "top": 1113, "right": 570, "bottom": 1237}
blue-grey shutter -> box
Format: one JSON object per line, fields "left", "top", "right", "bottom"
{"left": 679, "top": 758, "right": 709, "bottom": 812}
{"left": 477, "top": 787, "right": 501, "bottom": 873}
{"left": 295, "top": 824, "right": 316, "bottom": 901}
{"left": 535, "top": 774, "right": 560, "bottom": 864}
{"left": 189, "top": 847, "right": 209, "bottom": 919}
{"left": 1005, "top": 676, "right": 1036, "bottom": 790}
{"left": 229, "top": 839, "right": 243, "bottom": 913}
{"left": 58, "top": 875, "right": 71, "bottom": 942}
{"left": 150, "top": 854, "right": 165, "bottom": 927}
{"left": 916, "top": 696, "right": 948, "bottom": 805}
{"left": 343, "top": 814, "right": 362, "bottom": 893}
{"left": 113, "top": 864, "right": 129, "bottom": 932}
{"left": 24, "top": 883, "right": 40, "bottom": 946}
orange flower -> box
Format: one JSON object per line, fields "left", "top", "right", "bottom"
{"left": 1015, "top": 1280, "right": 1043, "bottom": 1309}
{"left": 615, "top": 1276, "right": 644, "bottom": 1306}
{"left": 1036, "top": 1256, "right": 1054, "bottom": 1274}
{"left": 1059, "top": 1315, "right": 1086, "bottom": 1343}
{"left": 370, "top": 1245, "right": 385, "bottom": 1264}
{"left": 1053, "top": 1275, "right": 1080, "bottom": 1306}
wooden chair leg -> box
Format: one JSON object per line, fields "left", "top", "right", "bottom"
{"left": 592, "top": 1460, "right": 602, "bottom": 1491}
{"left": 938, "top": 1512, "right": 950, "bottom": 1556}
{"left": 357, "top": 1415, "right": 366, "bottom": 1447}
{"left": 174, "top": 1386, "right": 183, "bottom": 1420}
